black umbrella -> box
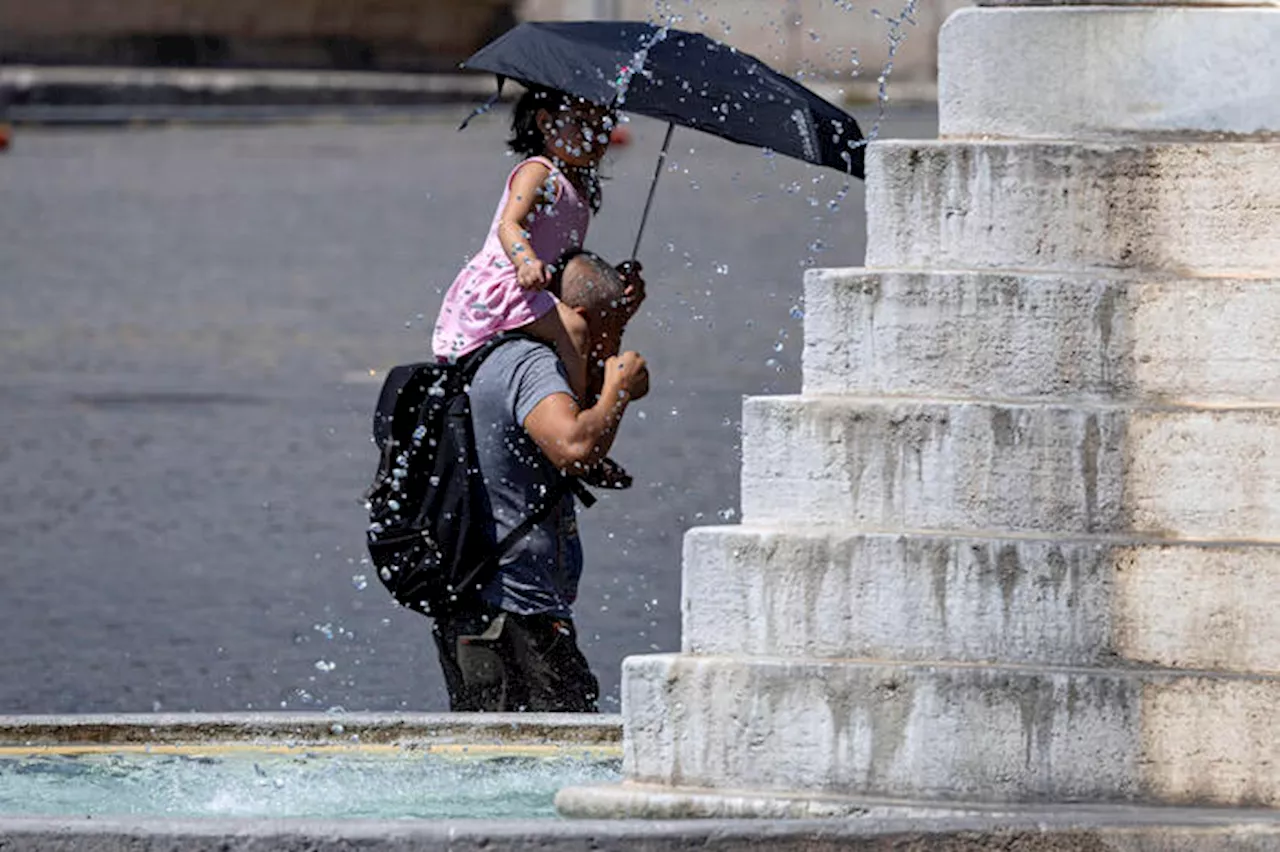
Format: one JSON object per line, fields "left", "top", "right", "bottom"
{"left": 462, "top": 20, "right": 865, "bottom": 257}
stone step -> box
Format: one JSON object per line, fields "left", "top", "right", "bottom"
{"left": 802, "top": 268, "right": 1280, "bottom": 404}
{"left": 681, "top": 525, "right": 1280, "bottom": 674}
{"left": 741, "top": 396, "right": 1280, "bottom": 540}
{"left": 620, "top": 653, "right": 1280, "bottom": 807}
{"left": 938, "top": 6, "right": 1280, "bottom": 139}
{"left": 864, "top": 140, "right": 1280, "bottom": 275}
{"left": 558, "top": 782, "right": 1280, "bottom": 830}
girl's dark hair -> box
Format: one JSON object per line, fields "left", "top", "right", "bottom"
{"left": 508, "top": 85, "right": 569, "bottom": 158}
{"left": 507, "top": 85, "right": 604, "bottom": 214}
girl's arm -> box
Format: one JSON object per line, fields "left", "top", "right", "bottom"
{"left": 496, "top": 160, "right": 556, "bottom": 289}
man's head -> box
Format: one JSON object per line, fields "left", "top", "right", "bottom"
{"left": 552, "top": 249, "right": 630, "bottom": 360}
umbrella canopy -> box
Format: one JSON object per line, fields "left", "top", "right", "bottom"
{"left": 463, "top": 20, "right": 865, "bottom": 179}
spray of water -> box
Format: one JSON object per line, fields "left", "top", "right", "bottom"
{"left": 611, "top": 16, "right": 674, "bottom": 106}
{"left": 825, "top": 0, "right": 922, "bottom": 215}
{"left": 866, "top": 0, "right": 921, "bottom": 145}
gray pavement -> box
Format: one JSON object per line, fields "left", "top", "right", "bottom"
{"left": 0, "top": 105, "right": 936, "bottom": 714}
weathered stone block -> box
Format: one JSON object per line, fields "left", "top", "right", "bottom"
{"left": 682, "top": 526, "right": 1280, "bottom": 674}
{"left": 741, "top": 396, "right": 1280, "bottom": 540}
{"left": 940, "top": 7, "right": 1280, "bottom": 138}
{"left": 682, "top": 526, "right": 1115, "bottom": 665}
{"left": 802, "top": 269, "right": 1280, "bottom": 404}
{"left": 622, "top": 654, "right": 1280, "bottom": 806}
{"left": 1114, "top": 546, "right": 1280, "bottom": 674}
{"left": 865, "top": 141, "right": 1280, "bottom": 275}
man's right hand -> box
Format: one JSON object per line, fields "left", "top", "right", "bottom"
{"left": 524, "top": 350, "right": 649, "bottom": 472}
{"left": 615, "top": 260, "right": 646, "bottom": 319}
{"left": 604, "top": 351, "right": 649, "bottom": 402}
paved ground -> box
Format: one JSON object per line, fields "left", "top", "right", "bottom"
{"left": 0, "top": 105, "right": 936, "bottom": 714}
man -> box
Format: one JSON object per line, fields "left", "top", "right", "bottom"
{"left": 432, "top": 250, "right": 648, "bottom": 712}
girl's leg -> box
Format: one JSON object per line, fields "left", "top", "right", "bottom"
{"left": 523, "top": 304, "right": 589, "bottom": 403}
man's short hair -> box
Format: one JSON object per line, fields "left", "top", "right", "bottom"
{"left": 551, "top": 249, "right": 627, "bottom": 324}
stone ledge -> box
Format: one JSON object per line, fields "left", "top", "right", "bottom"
{"left": 6, "top": 812, "right": 1280, "bottom": 851}
{"left": 680, "top": 525, "right": 1280, "bottom": 673}
{"left": 619, "top": 654, "right": 1280, "bottom": 806}
{"left": 741, "top": 396, "right": 1280, "bottom": 540}
{"left": 864, "top": 140, "right": 1280, "bottom": 275}
{"left": 978, "top": 0, "right": 1280, "bottom": 5}
{"left": 940, "top": 7, "right": 1280, "bottom": 138}
{"left": 559, "top": 782, "right": 1280, "bottom": 829}
{"left": 0, "top": 712, "right": 622, "bottom": 747}
{"left": 802, "top": 268, "right": 1280, "bottom": 403}
{"left": 0, "top": 65, "right": 497, "bottom": 123}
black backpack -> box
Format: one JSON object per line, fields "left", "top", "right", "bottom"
{"left": 364, "top": 333, "right": 592, "bottom": 618}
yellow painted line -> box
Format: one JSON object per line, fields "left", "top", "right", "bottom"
{"left": 0, "top": 743, "right": 621, "bottom": 759}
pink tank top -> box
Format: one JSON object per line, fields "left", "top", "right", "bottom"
{"left": 432, "top": 156, "right": 591, "bottom": 360}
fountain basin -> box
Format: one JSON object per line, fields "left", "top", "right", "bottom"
{"left": 2, "top": 713, "right": 1279, "bottom": 850}
{"left": 0, "top": 713, "right": 620, "bottom": 821}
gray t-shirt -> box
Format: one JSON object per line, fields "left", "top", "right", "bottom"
{"left": 469, "top": 339, "right": 582, "bottom": 617}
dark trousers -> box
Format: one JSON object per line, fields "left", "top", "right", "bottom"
{"left": 432, "top": 607, "right": 599, "bottom": 713}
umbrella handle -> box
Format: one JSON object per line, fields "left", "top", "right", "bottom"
{"left": 630, "top": 122, "right": 675, "bottom": 261}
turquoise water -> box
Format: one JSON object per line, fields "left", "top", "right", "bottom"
{"left": 0, "top": 750, "right": 621, "bottom": 819}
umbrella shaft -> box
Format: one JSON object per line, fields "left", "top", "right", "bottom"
{"left": 631, "top": 122, "right": 675, "bottom": 261}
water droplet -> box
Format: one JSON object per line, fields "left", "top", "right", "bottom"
{"left": 314, "top": 660, "right": 336, "bottom": 673}
{"left": 715, "top": 263, "right": 729, "bottom": 275}
{"left": 351, "top": 574, "right": 368, "bottom": 591}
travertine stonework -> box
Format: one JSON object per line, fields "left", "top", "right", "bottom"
{"left": 560, "top": 1, "right": 1280, "bottom": 819}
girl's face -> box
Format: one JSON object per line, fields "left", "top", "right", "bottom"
{"left": 539, "top": 100, "right": 615, "bottom": 167}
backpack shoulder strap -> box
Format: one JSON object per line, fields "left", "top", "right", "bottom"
{"left": 452, "top": 473, "right": 577, "bottom": 599}
{"left": 458, "top": 330, "right": 549, "bottom": 384}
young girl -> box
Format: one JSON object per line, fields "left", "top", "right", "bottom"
{"left": 432, "top": 85, "right": 617, "bottom": 400}
{"left": 433, "top": 86, "right": 639, "bottom": 488}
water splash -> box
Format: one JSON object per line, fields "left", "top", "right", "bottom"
{"left": 819, "top": 0, "right": 922, "bottom": 212}
{"left": 866, "top": 0, "right": 921, "bottom": 143}
{"left": 610, "top": 17, "right": 675, "bottom": 106}
{"left": 0, "top": 751, "right": 620, "bottom": 820}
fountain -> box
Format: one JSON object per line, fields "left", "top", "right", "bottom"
{"left": 557, "top": 0, "right": 1280, "bottom": 839}
{"left": 4, "top": 0, "right": 1279, "bottom": 847}
{"left": 0, "top": 714, "right": 621, "bottom": 821}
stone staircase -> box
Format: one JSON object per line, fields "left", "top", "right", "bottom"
{"left": 561, "top": 1, "right": 1280, "bottom": 819}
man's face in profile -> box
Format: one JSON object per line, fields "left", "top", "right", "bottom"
{"left": 564, "top": 258, "right": 628, "bottom": 367}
